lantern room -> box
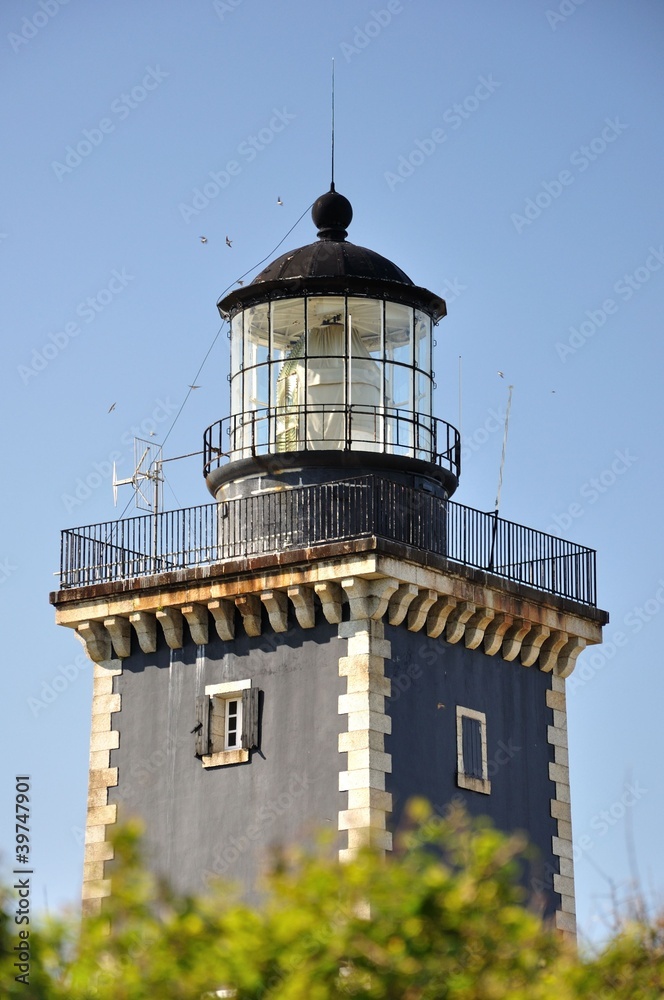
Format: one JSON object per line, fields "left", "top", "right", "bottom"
{"left": 204, "top": 187, "right": 460, "bottom": 500}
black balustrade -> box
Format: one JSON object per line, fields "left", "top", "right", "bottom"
{"left": 58, "top": 476, "right": 596, "bottom": 605}
{"left": 203, "top": 405, "right": 461, "bottom": 480}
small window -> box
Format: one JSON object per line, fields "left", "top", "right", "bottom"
{"left": 224, "top": 697, "right": 240, "bottom": 750}
{"left": 456, "top": 707, "right": 491, "bottom": 795}
{"left": 194, "top": 680, "right": 259, "bottom": 768}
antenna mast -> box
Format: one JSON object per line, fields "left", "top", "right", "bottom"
{"left": 113, "top": 437, "right": 163, "bottom": 514}
{"left": 331, "top": 58, "right": 335, "bottom": 190}
{"left": 494, "top": 384, "right": 514, "bottom": 513}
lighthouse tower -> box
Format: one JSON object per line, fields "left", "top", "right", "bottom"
{"left": 51, "top": 186, "right": 607, "bottom": 937}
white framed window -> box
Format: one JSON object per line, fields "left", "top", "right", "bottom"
{"left": 456, "top": 706, "right": 491, "bottom": 795}
{"left": 223, "top": 696, "right": 241, "bottom": 750}
{"left": 194, "top": 679, "right": 259, "bottom": 768}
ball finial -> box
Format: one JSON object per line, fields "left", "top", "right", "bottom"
{"left": 312, "top": 186, "right": 353, "bottom": 241}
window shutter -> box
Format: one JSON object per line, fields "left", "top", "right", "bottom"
{"left": 462, "top": 715, "right": 483, "bottom": 779}
{"left": 195, "top": 695, "right": 210, "bottom": 756}
{"left": 241, "top": 688, "right": 259, "bottom": 749}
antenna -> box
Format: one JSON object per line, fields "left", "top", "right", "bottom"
{"left": 494, "top": 384, "right": 514, "bottom": 513}
{"left": 112, "top": 437, "right": 164, "bottom": 514}
{"left": 331, "top": 58, "right": 335, "bottom": 190}
{"left": 458, "top": 355, "right": 462, "bottom": 440}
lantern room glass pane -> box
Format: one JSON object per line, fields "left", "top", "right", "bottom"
{"left": 346, "top": 298, "right": 382, "bottom": 437}
{"left": 415, "top": 370, "right": 432, "bottom": 417}
{"left": 305, "top": 297, "right": 346, "bottom": 448}
{"left": 271, "top": 299, "right": 305, "bottom": 357}
{"left": 385, "top": 362, "right": 413, "bottom": 411}
{"left": 271, "top": 298, "right": 305, "bottom": 450}
{"left": 243, "top": 304, "right": 268, "bottom": 415}
{"left": 230, "top": 312, "right": 243, "bottom": 420}
{"left": 307, "top": 296, "right": 345, "bottom": 355}
{"left": 414, "top": 311, "right": 431, "bottom": 373}
{"left": 245, "top": 308, "right": 269, "bottom": 369}
{"left": 348, "top": 297, "right": 382, "bottom": 358}
{"left": 385, "top": 302, "right": 412, "bottom": 367}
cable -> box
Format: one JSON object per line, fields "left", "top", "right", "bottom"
{"left": 160, "top": 200, "right": 316, "bottom": 453}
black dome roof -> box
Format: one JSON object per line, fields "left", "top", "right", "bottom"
{"left": 217, "top": 187, "right": 446, "bottom": 321}
{"left": 252, "top": 239, "right": 413, "bottom": 285}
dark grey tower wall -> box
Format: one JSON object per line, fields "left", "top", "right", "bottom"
{"left": 384, "top": 624, "right": 559, "bottom": 916}
{"left": 108, "top": 614, "right": 346, "bottom": 899}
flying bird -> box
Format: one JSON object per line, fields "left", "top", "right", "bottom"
{"left": 199, "top": 236, "right": 208, "bottom": 244}
{"left": 497, "top": 371, "right": 504, "bottom": 378}
{"left": 108, "top": 402, "right": 116, "bottom": 412}
{"left": 236, "top": 279, "right": 244, "bottom": 286}
{"left": 277, "top": 196, "right": 283, "bottom": 206}
{"left": 188, "top": 384, "right": 201, "bottom": 390}
{"left": 225, "top": 236, "right": 232, "bottom": 247}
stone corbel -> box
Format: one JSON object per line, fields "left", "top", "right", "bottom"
{"left": 314, "top": 582, "right": 343, "bottom": 624}
{"left": 129, "top": 612, "right": 157, "bottom": 654}
{"left": 341, "top": 577, "right": 399, "bottom": 621}
{"left": 538, "top": 631, "right": 569, "bottom": 673}
{"left": 520, "top": 625, "right": 551, "bottom": 668}
{"left": 261, "top": 590, "right": 289, "bottom": 633}
{"left": 77, "top": 621, "right": 111, "bottom": 663}
{"left": 501, "top": 620, "right": 531, "bottom": 662}
{"left": 464, "top": 608, "right": 495, "bottom": 650}
{"left": 555, "top": 637, "right": 586, "bottom": 678}
{"left": 104, "top": 616, "right": 131, "bottom": 658}
{"left": 235, "top": 594, "right": 262, "bottom": 637}
{"left": 387, "top": 584, "right": 419, "bottom": 626}
{"left": 181, "top": 604, "right": 209, "bottom": 645}
{"left": 208, "top": 599, "right": 235, "bottom": 641}
{"left": 483, "top": 613, "right": 514, "bottom": 656}
{"left": 445, "top": 601, "right": 476, "bottom": 645}
{"left": 288, "top": 585, "right": 315, "bottom": 629}
{"left": 407, "top": 590, "right": 438, "bottom": 632}
{"left": 426, "top": 597, "right": 457, "bottom": 638}
{"left": 156, "top": 607, "right": 184, "bottom": 650}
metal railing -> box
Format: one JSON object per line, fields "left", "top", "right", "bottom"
{"left": 203, "top": 405, "right": 461, "bottom": 480}
{"left": 58, "top": 475, "right": 596, "bottom": 605}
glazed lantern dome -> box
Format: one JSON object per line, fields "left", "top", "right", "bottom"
{"left": 204, "top": 186, "right": 460, "bottom": 498}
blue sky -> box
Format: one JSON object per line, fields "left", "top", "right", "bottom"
{"left": 1, "top": 0, "right": 663, "bottom": 943}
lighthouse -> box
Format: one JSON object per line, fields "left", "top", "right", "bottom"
{"left": 51, "top": 185, "right": 607, "bottom": 937}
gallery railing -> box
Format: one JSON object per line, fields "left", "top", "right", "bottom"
{"left": 58, "top": 475, "right": 597, "bottom": 606}
{"left": 203, "top": 405, "right": 461, "bottom": 480}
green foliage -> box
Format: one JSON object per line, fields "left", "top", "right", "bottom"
{"left": 1, "top": 805, "right": 663, "bottom": 998}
